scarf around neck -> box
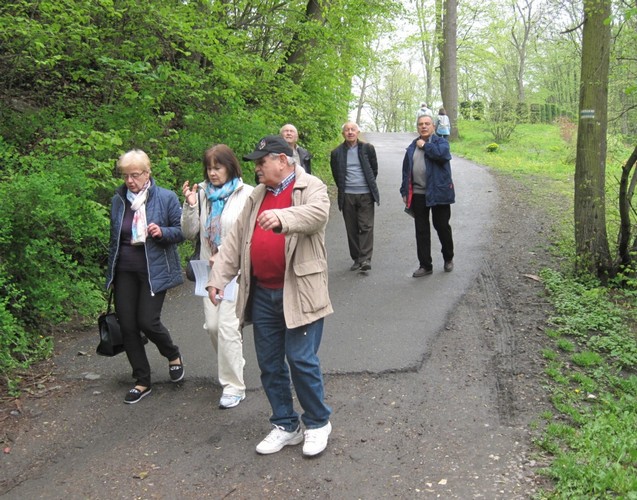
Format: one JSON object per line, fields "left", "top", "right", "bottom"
{"left": 204, "top": 177, "right": 239, "bottom": 253}
{"left": 126, "top": 180, "right": 151, "bottom": 245}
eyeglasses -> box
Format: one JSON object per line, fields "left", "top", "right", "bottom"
{"left": 121, "top": 172, "right": 146, "bottom": 180}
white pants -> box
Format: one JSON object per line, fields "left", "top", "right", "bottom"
{"left": 203, "top": 296, "right": 246, "bottom": 396}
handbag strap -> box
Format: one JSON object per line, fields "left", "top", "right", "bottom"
{"left": 107, "top": 289, "right": 115, "bottom": 314}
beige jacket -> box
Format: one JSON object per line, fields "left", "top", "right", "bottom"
{"left": 207, "top": 166, "right": 333, "bottom": 329}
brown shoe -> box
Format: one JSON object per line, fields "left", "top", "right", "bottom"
{"left": 444, "top": 261, "right": 454, "bottom": 272}
{"left": 412, "top": 267, "right": 433, "bottom": 278}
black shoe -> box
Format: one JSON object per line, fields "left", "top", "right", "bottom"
{"left": 359, "top": 261, "right": 371, "bottom": 271}
{"left": 412, "top": 267, "right": 433, "bottom": 278}
{"left": 350, "top": 262, "right": 361, "bottom": 271}
{"left": 444, "top": 261, "right": 454, "bottom": 272}
{"left": 169, "top": 356, "right": 184, "bottom": 382}
{"left": 124, "top": 386, "right": 152, "bottom": 404}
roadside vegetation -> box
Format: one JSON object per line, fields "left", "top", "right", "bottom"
{"left": 0, "top": 0, "right": 400, "bottom": 389}
{"left": 454, "top": 119, "right": 637, "bottom": 498}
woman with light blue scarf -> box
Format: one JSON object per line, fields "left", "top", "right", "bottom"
{"left": 181, "top": 145, "right": 253, "bottom": 409}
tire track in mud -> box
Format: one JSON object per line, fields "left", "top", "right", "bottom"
{"left": 476, "top": 260, "right": 518, "bottom": 425}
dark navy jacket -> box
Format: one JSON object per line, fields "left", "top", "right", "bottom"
{"left": 400, "top": 135, "right": 455, "bottom": 207}
{"left": 106, "top": 178, "right": 184, "bottom": 294}
{"left": 297, "top": 146, "right": 312, "bottom": 174}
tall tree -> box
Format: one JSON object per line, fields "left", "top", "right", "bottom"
{"left": 574, "top": 0, "right": 612, "bottom": 276}
{"left": 414, "top": 0, "right": 438, "bottom": 107}
{"left": 440, "top": 0, "right": 458, "bottom": 139}
{"left": 509, "top": 0, "right": 543, "bottom": 103}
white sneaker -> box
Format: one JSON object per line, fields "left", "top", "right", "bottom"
{"left": 219, "top": 393, "right": 245, "bottom": 409}
{"left": 302, "top": 421, "right": 332, "bottom": 457}
{"left": 256, "top": 425, "right": 303, "bottom": 455}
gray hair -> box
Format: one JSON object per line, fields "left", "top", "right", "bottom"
{"left": 341, "top": 121, "right": 359, "bottom": 132}
{"left": 267, "top": 152, "right": 296, "bottom": 166}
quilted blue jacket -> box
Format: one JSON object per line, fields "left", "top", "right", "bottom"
{"left": 106, "top": 178, "right": 184, "bottom": 294}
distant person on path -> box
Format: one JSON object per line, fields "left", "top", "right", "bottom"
{"left": 400, "top": 115, "right": 455, "bottom": 277}
{"left": 206, "top": 135, "right": 333, "bottom": 457}
{"left": 280, "top": 123, "right": 312, "bottom": 174}
{"left": 181, "top": 145, "right": 253, "bottom": 409}
{"left": 435, "top": 107, "right": 451, "bottom": 139}
{"left": 106, "top": 149, "right": 185, "bottom": 404}
{"left": 416, "top": 102, "right": 433, "bottom": 126}
{"left": 330, "top": 122, "right": 380, "bottom": 272}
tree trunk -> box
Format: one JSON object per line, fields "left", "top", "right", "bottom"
{"left": 414, "top": 0, "right": 436, "bottom": 108}
{"left": 574, "top": 0, "right": 612, "bottom": 276}
{"left": 440, "top": 0, "right": 458, "bottom": 140}
{"left": 618, "top": 146, "right": 637, "bottom": 266}
{"left": 278, "top": 0, "right": 324, "bottom": 82}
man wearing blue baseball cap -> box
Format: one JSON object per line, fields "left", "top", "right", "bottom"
{"left": 207, "top": 135, "right": 334, "bottom": 457}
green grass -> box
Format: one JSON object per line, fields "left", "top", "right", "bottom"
{"left": 453, "top": 120, "right": 575, "bottom": 181}
{"left": 454, "top": 120, "right": 637, "bottom": 499}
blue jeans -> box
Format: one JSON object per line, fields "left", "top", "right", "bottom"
{"left": 252, "top": 285, "right": 332, "bottom": 431}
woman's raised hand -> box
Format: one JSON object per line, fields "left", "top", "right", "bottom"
{"left": 182, "top": 180, "right": 198, "bottom": 206}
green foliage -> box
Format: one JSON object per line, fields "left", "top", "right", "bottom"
{"left": 540, "top": 381, "right": 637, "bottom": 497}
{"left": 459, "top": 101, "right": 472, "bottom": 119}
{"left": 540, "top": 268, "right": 637, "bottom": 367}
{"left": 534, "top": 267, "right": 637, "bottom": 497}
{"left": 457, "top": 123, "right": 637, "bottom": 497}
{"left": 0, "top": 0, "right": 400, "bottom": 382}
{"left": 472, "top": 102, "right": 484, "bottom": 120}
{"left": 486, "top": 142, "right": 499, "bottom": 153}
{"left": 487, "top": 101, "right": 518, "bottom": 142}
{"left": 570, "top": 351, "right": 603, "bottom": 368}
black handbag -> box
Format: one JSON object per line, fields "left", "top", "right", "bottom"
{"left": 96, "top": 291, "right": 124, "bottom": 356}
{"left": 185, "top": 237, "right": 201, "bottom": 282}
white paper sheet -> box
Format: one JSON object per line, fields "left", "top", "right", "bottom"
{"left": 189, "top": 260, "right": 237, "bottom": 301}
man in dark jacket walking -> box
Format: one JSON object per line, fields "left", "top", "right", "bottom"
{"left": 400, "top": 115, "right": 455, "bottom": 277}
{"left": 330, "top": 122, "right": 380, "bottom": 272}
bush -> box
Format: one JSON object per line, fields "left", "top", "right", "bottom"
{"left": 0, "top": 139, "right": 110, "bottom": 377}
{"left": 486, "top": 143, "right": 500, "bottom": 152}
{"left": 472, "top": 101, "right": 484, "bottom": 120}
{"left": 516, "top": 102, "right": 530, "bottom": 122}
{"left": 488, "top": 101, "right": 518, "bottom": 142}
{"left": 460, "top": 101, "right": 472, "bottom": 120}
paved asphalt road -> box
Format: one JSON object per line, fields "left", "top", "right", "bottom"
{"left": 58, "top": 132, "right": 497, "bottom": 390}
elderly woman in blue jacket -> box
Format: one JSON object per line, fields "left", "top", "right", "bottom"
{"left": 400, "top": 115, "right": 455, "bottom": 278}
{"left": 106, "top": 149, "right": 185, "bottom": 404}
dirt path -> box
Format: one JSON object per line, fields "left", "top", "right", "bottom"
{"left": 0, "top": 149, "right": 556, "bottom": 498}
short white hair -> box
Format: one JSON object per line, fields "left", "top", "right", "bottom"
{"left": 117, "top": 149, "right": 151, "bottom": 173}
{"left": 341, "top": 121, "right": 360, "bottom": 132}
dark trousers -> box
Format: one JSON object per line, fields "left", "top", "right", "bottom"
{"left": 114, "top": 270, "right": 180, "bottom": 387}
{"left": 412, "top": 193, "right": 454, "bottom": 270}
{"left": 342, "top": 192, "right": 375, "bottom": 264}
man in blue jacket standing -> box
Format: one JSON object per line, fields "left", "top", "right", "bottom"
{"left": 400, "top": 115, "right": 455, "bottom": 277}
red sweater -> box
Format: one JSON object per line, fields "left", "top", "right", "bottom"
{"left": 251, "top": 183, "right": 294, "bottom": 289}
